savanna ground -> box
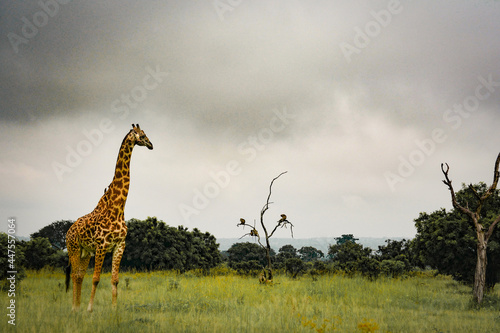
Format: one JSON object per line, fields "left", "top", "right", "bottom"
{"left": 2, "top": 269, "right": 500, "bottom": 333}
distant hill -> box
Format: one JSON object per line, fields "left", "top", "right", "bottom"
{"left": 15, "top": 235, "right": 30, "bottom": 242}
{"left": 217, "top": 237, "right": 408, "bottom": 254}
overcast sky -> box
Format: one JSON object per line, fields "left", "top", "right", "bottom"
{"left": 1, "top": 1, "right": 500, "bottom": 241}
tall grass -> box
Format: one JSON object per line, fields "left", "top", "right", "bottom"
{"left": 2, "top": 270, "right": 499, "bottom": 332}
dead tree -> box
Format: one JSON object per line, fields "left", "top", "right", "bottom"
{"left": 238, "top": 171, "right": 293, "bottom": 283}
{"left": 441, "top": 152, "right": 500, "bottom": 304}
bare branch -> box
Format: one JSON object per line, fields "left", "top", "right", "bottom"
{"left": 269, "top": 215, "right": 294, "bottom": 239}
{"left": 441, "top": 162, "right": 474, "bottom": 218}
{"left": 441, "top": 163, "right": 451, "bottom": 187}
{"left": 237, "top": 221, "right": 264, "bottom": 248}
{"left": 238, "top": 233, "right": 251, "bottom": 240}
{"left": 468, "top": 184, "right": 482, "bottom": 202}
{"left": 491, "top": 152, "right": 500, "bottom": 187}
{"left": 467, "top": 153, "right": 500, "bottom": 217}
{"left": 261, "top": 171, "right": 287, "bottom": 217}
{"left": 486, "top": 214, "right": 500, "bottom": 242}
{"left": 269, "top": 221, "right": 294, "bottom": 239}
{"left": 260, "top": 172, "right": 287, "bottom": 245}
{"left": 260, "top": 202, "right": 274, "bottom": 217}
{"left": 481, "top": 152, "right": 500, "bottom": 201}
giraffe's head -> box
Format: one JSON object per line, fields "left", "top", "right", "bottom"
{"left": 131, "top": 124, "right": 153, "bottom": 150}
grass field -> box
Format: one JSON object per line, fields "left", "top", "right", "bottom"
{"left": 2, "top": 269, "right": 500, "bottom": 332}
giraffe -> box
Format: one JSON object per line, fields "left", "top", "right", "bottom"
{"left": 65, "top": 124, "right": 153, "bottom": 312}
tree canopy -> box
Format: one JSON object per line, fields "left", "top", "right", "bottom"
{"left": 335, "top": 234, "right": 359, "bottom": 245}
{"left": 30, "top": 220, "right": 73, "bottom": 250}
{"left": 121, "top": 217, "right": 221, "bottom": 272}
{"left": 412, "top": 183, "right": 500, "bottom": 287}
{"left": 226, "top": 242, "right": 272, "bottom": 268}
{"left": 298, "top": 246, "right": 324, "bottom": 262}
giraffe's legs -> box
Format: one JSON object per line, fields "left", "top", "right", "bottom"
{"left": 69, "top": 249, "right": 91, "bottom": 311}
{"left": 111, "top": 241, "right": 126, "bottom": 307}
{"left": 87, "top": 246, "right": 105, "bottom": 312}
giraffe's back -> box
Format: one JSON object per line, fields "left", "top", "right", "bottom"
{"left": 67, "top": 211, "right": 127, "bottom": 255}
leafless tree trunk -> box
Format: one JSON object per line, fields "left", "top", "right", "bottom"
{"left": 238, "top": 171, "right": 293, "bottom": 283}
{"left": 441, "top": 152, "right": 500, "bottom": 304}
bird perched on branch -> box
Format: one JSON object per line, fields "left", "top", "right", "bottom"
{"left": 239, "top": 218, "right": 246, "bottom": 225}
{"left": 278, "top": 214, "right": 287, "bottom": 225}
{"left": 250, "top": 229, "right": 259, "bottom": 237}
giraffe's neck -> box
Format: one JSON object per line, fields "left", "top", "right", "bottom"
{"left": 95, "top": 134, "right": 135, "bottom": 218}
{"left": 111, "top": 137, "right": 134, "bottom": 197}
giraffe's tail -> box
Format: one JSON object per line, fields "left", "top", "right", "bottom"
{"left": 65, "top": 264, "right": 71, "bottom": 292}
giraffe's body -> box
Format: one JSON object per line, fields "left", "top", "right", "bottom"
{"left": 66, "top": 124, "right": 153, "bottom": 312}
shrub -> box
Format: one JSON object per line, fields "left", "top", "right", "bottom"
{"left": 0, "top": 233, "right": 26, "bottom": 290}
{"left": 380, "top": 260, "right": 407, "bottom": 278}
{"left": 285, "top": 258, "right": 306, "bottom": 278}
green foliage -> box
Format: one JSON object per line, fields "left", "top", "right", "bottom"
{"left": 335, "top": 234, "right": 359, "bottom": 245}
{"left": 274, "top": 244, "right": 299, "bottom": 269}
{"left": 30, "top": 220, "right": 73, "bottom": 250}
{"left": 21, "top": 237, "right": 59, "bottom": 270}
{"left": 298, "top": 246, "right": 324, "bottom": 262}
{"left": 23, "top": 220, "right": 72, "bottom": 271}
{"left": 49, "top": 250, "right": 69, "bottom": 269}
{"left": 357, "top": 257, "right": 380, "bottom": 280}
{"left": 264, "top": 245, "right": 325, "bottom": 273}
{"left": 226, "top": 242, "right": 274, "bottom": 269}
{"left": 0, "top": 233, "right": 26, "bottom": 289}
{"left": 232, "top": 260, "right": 263, "bottom": 275}
{"left": 311, "top": 260, "right": 327, "bottom": 273}
{"left": 376, "top": 239, "right": 412, "bottom": 276}
{"left": 328, "top": 240, "right": 372, "bottom": 275}
{"left": 277, "top": 244, "right": 299, "bottom": 260}
{"left": 412, "top": 209, "right": 476, "bottom": 282}
{"left": 121, "top": 217, "right": 221, "bottom": 272}
{"left": 377, "top": 239, "right": 410, "bottom": 262}
{"left": 285, "top": 257, "right": 306, "bottom": 278}
{"left": 307, "top": 260, "right": 329, "bottom": 279}
{"left": 412, "top": 183, "right": 500, "bottom": 286}
{"left": 327, "top": 237, "right": 413, "bottom": 278}
{"left": 379, "top": 260, "right": 406, "bottom": 277}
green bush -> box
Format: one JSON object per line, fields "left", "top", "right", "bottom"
{"left": 380, "top": 259, "right": 406, "bottom": 277}
{"left": 0, "top": 233, "right": 26, "bottom": 290}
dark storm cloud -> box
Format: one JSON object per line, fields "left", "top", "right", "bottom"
{"left": 2, "top": 1, "right": 500, "bottom": 238}
{"left": 3, "top": 1, "right": 499, "bottom": 132}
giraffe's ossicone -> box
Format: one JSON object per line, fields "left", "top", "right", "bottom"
{"left": 65, "top": 124, "right": 153, "bottom": 312}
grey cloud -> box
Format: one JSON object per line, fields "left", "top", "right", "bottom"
{"left": 1, "top": 1, "right": 500, "bottom": 238}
